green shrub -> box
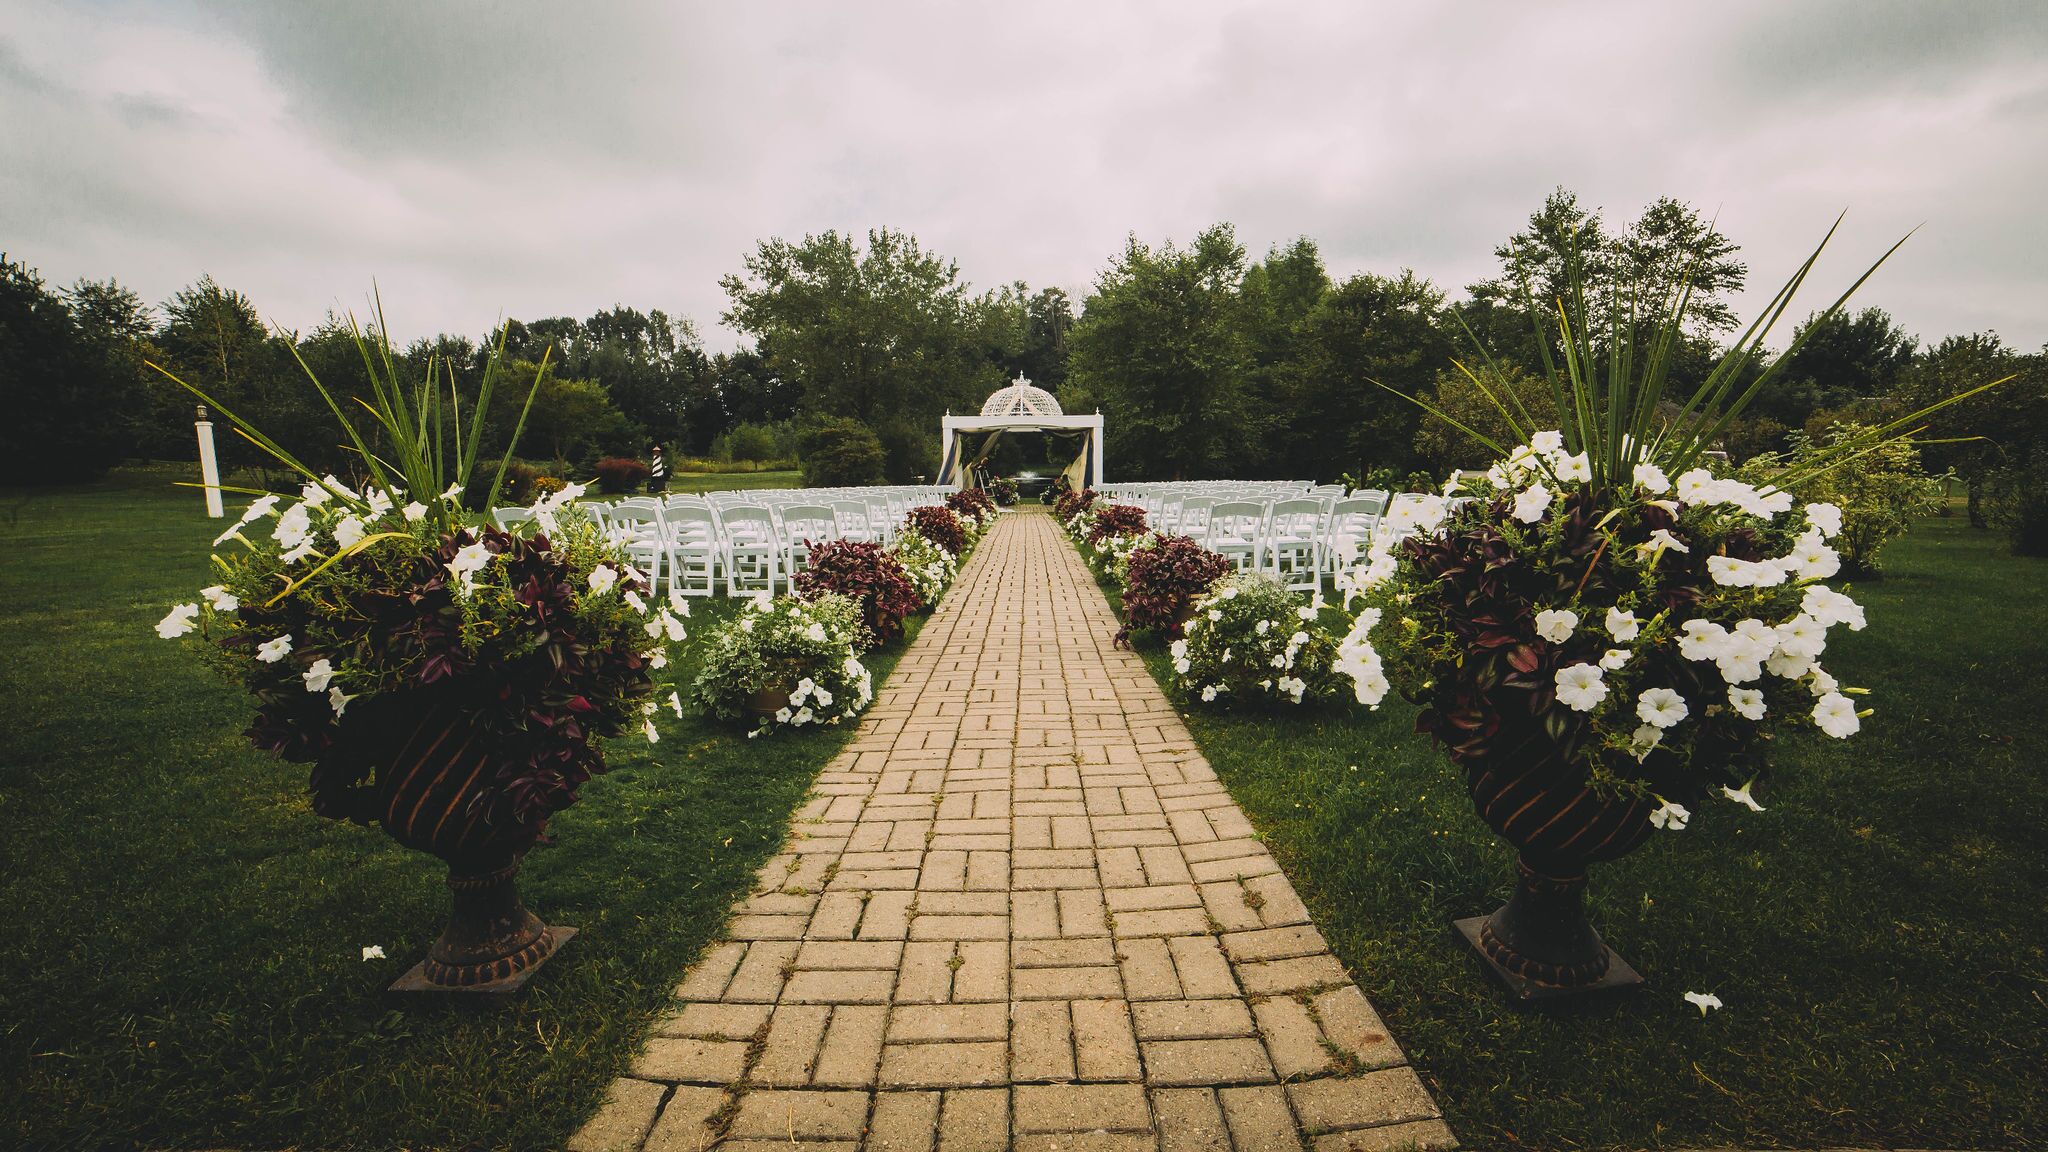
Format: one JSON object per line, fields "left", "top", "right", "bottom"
{"left": 1172, "top": 573, "right": 1346, "bottom": 708}
{"left": 1740, "top": 422, "right": 1944, "bottom": 577}
{"left": 1988, "top": 453, "right": 2048, "bottom": 557}
{"left": 800, "top": 419, "right": 887, "bottom": 487}
{"left": 715, "top": 422, "right": 783, "bottom": 464}
{"left": 691, "top": 593, "right": 874, "bottom": 733}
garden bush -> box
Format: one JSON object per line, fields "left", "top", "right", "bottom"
{"left": 793, "top": 539, "right": 923, "bottom": 647}
{"left": 889, "top": 530, "right": 958, "bottom": 608}
{"left": 593, "top": 456, "right": 649, "bottom": 494}
{"left": 906, "top": 505, "right": 970, "bottom": 558}
{"left": 1173, "top": 572, "right": 1346, "bottom": 708}
{"left": 1087, "top": 502, "right": 1147, "bottom": 544}
{"left": 1987, "top": 453, "right": 2048, "bottom": 556}
{"left": 691, "top": 592, "right": 873, "bottom": 734}
{"left": 947, "top": 487, "right": 998, "bottom": 528}
{"left": 1119, "top": 534, "right": 1229, "bottom": 637}
{"left": 1740, "top": 422, "right": 1943, "bottom": 577}
{"left": 989, "top": 477, "right": 1019, "bottom": 505}
{"left": 1054, "top": 487, "right": 1098, "bottom": 521}
{"left": 530, "top": 474, "right": 568, "bottom": 498}
{"left": 799, "top": 418, "right": 887, "bottom": 487}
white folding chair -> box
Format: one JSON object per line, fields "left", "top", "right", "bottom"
{"left": 716, "top": 505, "right": 780, "bottom": 596}
{"left": 661, "top": 503, "right": 721, "bottom": 597}
{"left": 1205, "top": 500, "right": 1267, "bottom": 573}
{"left": 1265, "top": 497, "right": 1325, "bottom": 592}
{"left": 602, "top": 504, "right": 670, "bottom": 593}
{"left": 492, "top": 507, "right": 536, "bottom": 533}
{"left": 776, "top": 503, "right": 839, "bottom": 578}
{"left": 832, "top": 500, "right": 878, "bottom": 544}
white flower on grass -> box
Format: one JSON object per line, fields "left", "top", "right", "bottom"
{"left": 1174, "top": 657, "right": 1193, "bottom": 675}
{"left": 667, "top": 691, "right": 685, "bottom": 718}
{"left": 1200, "top": 685, "right": 1220, "bottom": 702}
{"left": 1722, "top": 779, "right": 1766, "bottom": 811}
{"left": 362, "top": 945, "right": 385, "bottom": 961}
{"left": 1605, "top": 607, "right": 1640, "bottom": 642}
{"left": 332, "top": 515, "right": 367, "bottom": 550}
{"left": 1808, "top": 665, "right": 1839, "bottom": 696}
{"left": 329, "top": 687, "right": 355, "bottom": 716}
{"left": 1555, "top": 452, "right": 1592, "bottom": 483}
{"left": 1169, "top": 640, "right": 1188, "bottom": 662}
{"left": 588, "top": 565, "right": 619, "bottom": 595}
{"left": 1804, "top": 502, "right": 1843, "bottom": 539}
{"left": 1554, "top": 663, "right": 1609, "bottom": 712}
{"left": 1632, "top": 462, "right": 1671, "bottom": 494}
{"left": 1773, "top": 615, "right": 1828, "bottom": 661}
{"left": 774, "top": 707, "right": 793, "bottom": 724}
{"left": 1637, "top": 687, "right": 1689, "bottom": 729}
{"left": 1639, "top": 528, "right": 1690, "bottom": 558}
{"left": 447, "top": 540, "right": 491, "bottom": 592}
{"left": 1801, "top": 586, "right": 1866, "bottom": 631}
{"left": 156, "top": 603, "right": 201, "bottom": 639}
{"left": 256, "top": 634, "right": 294, "bottom": 663}
{"left": 648, "top": 647, "right": 668, "bottom": 670}
{"left": 1728, "top": 685, "right": 1767, "bottom": 720}
{"left": 1512, "top": 482, "right": 1553, "bottom": 524}
{"left": 1533, "top": 608, "right": 1578, "bottom": 644}
{"left": 659, "top": 612, "right": 687, "bottom": 642}
{"left": 1600, "top": 648, "right": 1632, "bottom": 671}
{"left": 300, "top": 481, "right": 330, "bottom": 507}
{"left": 1765, "top": 649, "right": 1812, "bottom": 680}
{"left": 302, "top": 658, "right": 334, "bottom": 693}
{"left": 1813, "top": 692, "right": 1861, "bottom": 738}
{"left": 402, "top": 501, "right": 428, "bottom": 522}
{"left": 1683, "top": 991, "right": 1723, "bottom": 1015}
{"left": 667, "top": 590, "right": 691, "bottom": 617}
{"left": 643, "top": 717, "right": 660, "bottom": 743}
{"left": 1531, "top": 430, "right": 1565, "bottom": 454}
{"left": 792, "top": 706, "right": 815, "bottom": 726}
{"left": 1649, "top": 797, "right": 1691, "bottom": 830}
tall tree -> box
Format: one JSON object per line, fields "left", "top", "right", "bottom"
{"left": 1892, "top": 333, "right": 2040, "bottom": 525}
{"left": 0, "top": 256, "right": 137, "bottom": 481}
{"left": 1286, "top": 270, "right": 1452, "bottom": 480}
{"left": 1757, "top": 306, "right": 1918, "bottom": 428}
{"left": 1065, "top": 225, "right": 1255, "bottom": 480}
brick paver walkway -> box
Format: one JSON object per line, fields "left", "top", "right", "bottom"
{"left": 571, "top": 510, "right": 1452, "bottom": 1152}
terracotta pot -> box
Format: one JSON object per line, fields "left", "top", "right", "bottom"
{"left": 343, "top": 697, "right": 571, "bottom": 992}
{"left": 1453, "top": 730, "right": 1655, "bottom": 1000}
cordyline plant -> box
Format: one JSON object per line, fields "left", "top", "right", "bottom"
{"left": 794, "top": 539, "right": 923, "bottom": 648}
{"left": 149, "top": 302, "right": 673, "bottom": 829}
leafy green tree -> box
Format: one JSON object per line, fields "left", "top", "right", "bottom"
{"left": 1752, "top": 307, "right": 1918, "bottom": 431}
{"left": 484, "top": 361, "right": 638, "bottom": 468}
{"left": 0, "top": 256, "right": 138, "bottom": 481}
{"left": 154, "top": 275, "right": 308, "bottom": 480}
{"left": 1411, "top": 361, "right": 1552, "bottom": 474}
{"left": 1284, "top": 270, "right": 1451, "bottom": 480}
{"left": 1892, "top": 333, "right": 2038, "bottom": 525}
{"left": 1019, "top": 286, "right": 1074, "bottom": 392}
{"left": 705, "top": 348, "right": 801, "bottom": 436}
{"left": 721, "top": 228, "right": 1002, "bottom": 478}
{"left": 1065, "top": 225, "right": 1256, "bottom": 479}
{"left": 799, "top": 417, "right": 887, "bottom": 487}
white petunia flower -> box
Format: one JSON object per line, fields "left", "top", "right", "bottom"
{"left": 156, "top": 603, "right": 201, "bottom": 639}
{"left": 1531, "top": 430, "right": 1565, "bottom": 454}
{"left": 1675, "top": 468, "right": 1716, "bottom": 503}
{"left": 1808, "top": 665, "right": 1839, "bottom": 696}
{"left": 1512, "top": 482, "right": 1553, "bottom": 524}
{"left": 668, "top": 691, "right": 685, "bottom": 718}
{"left": 805, "top": 622, "right": 828, "bottom": 643}
{"left": 442, "top": 482, "right": 464, "bottom": 501}
{"left": 1801, "top": 586, "right": 1865, "bottom": 631}
{"left": 280, "top": 538, "right": 319, "bottom": 566}
{"left": 1728, "top": 685, "right": 1767, "bottom": 720}
{"left": 1773, "top": 614, "right": 1828, "bottom": 661}
{"left": 300, "top": 481, "right": 330, "bottom": 507}
{"left": 1804, "top": 502, "right": 1843, "bottom": 539}
{"left": 1765, "top": 649, "right": 1812, "bottom": 680}
{"left": 1722, "top": 779, "right": 1766, "bottom": 811}
{"left": 329, "top": 687, "right": 355, "bottom": 716}
{"left": 1554, "top": 663, "right": 1609, "bottom": 712}
{"left": 1629, "top": 723, "right": 1662, "bottom": 761}
{"left": 1780, "top": 531, "right": 1840, "bottom": 581}
{"left": 365, "top": 488, "right": 394, "bottom": 517}
{"left": 648, "top": 647, "right": 668, "bottom": 669}
{"left": 1200, "top": 685, "right": 1219, "bottom": 702}
{"left": 303, "top": 658, "right": 334, "bottom": 693}
{"left": 1637, "top": 687, "right": 1689, "bottom": 729}
{"left": 1632, "top": 462, "right": 1671, "bottom": 494}
{"left": 588, "top": 565, "right": 619, "bottom": 595}
{"left": 643, "top": 717, "right": 660, "bottom": 743}
{"left": 814, "top": 688, "right": 832, "bottom": 707}
{"left": 1813, "top": 692, "right": 1861, "bottom": 738}
{"left": 1297, "top": 605, "right": 1319, "bottom": 622}
{"left": 1254, "top": 619, "right": 1272, "bottom": 635}
{"left": 1555, "top": 452, "right": 1591, "bottom": 483}
{"left": 1649, "top": 797, "right": 1691, "bottom": 830}
{"left": 1639, "top": 528, "right": 1690, "bottom": 558}
{"left": 792, "top": 706, "right": 815, "bottom": 726}
{"left": 402, "top": 501, "right": 428, "bottom": 522}
{"left": 1533, "top": 608, "right": 1579, "bottom": 644}
{"left": 447, "top": 540, "right": 491, "bottom": 592}
{"left": 661, "top": 612, "right": 687, "bottom": 642}
{"left": 1605, "top": 607, "right": 1640, "bottom": 642}
{"left": 332, "top": 515, "right": 367, "bottom": 550}
{"left": 256, "top": 634, "right": 294, "bottom": 663}
{"left": 1683, "top": 991, "right": 1723, "bottom": 1015}
{"left": 1600, "top": 648, "right": 1632, "bottom": 671}
{"left": 623, "top": 589, "right": 646, "bottom": 614}
{"left": 775, "top": 707, "right": 793, "bottom": 723}
{"left": 362, "top": 945, "right": 385, "bottom": 961}
{"left": 1677, "top": 619, "right": 1729, "bottom": 662}
{"left": 273, "top": 503, "right": 311, "bottom": 548}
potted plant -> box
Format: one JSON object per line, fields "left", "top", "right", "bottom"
{"left": 692, "top": 593, "right": 874, "bottom": 735}
{"left": 1333, "top": 226, "right": 2006, "bottom": 1001}
{"left": 152, "top": 316, "right": 678, "bottom": 993}
{"left": 1173, "top": 573, "right": 1344, "bottom": 708}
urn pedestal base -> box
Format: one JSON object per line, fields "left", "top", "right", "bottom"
{"left": 1453, "top": 854, "right": 1642, "bottom": 1007}
{"left": 390, "top": 927, "right": 576, "bottom": 996}
{"left": 388, "top": 856, "right": 576, "bottom": 996}
{"left": 1452, "top": 916, "right": 1638, "bottom": 1006}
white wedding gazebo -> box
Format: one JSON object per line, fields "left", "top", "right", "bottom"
{"left": 939, "top": 375, "right": 1105, "bottom": 490}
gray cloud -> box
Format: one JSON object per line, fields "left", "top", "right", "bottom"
{"left": 3, "top": 0, "right": 2044, "bottom": 354}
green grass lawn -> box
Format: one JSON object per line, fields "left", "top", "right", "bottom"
{"left": 1096, "top": 516, "right": 2046, "bottom": 1151}
{"left": 0, "top": 465, "right": 919, "bottom": 1150}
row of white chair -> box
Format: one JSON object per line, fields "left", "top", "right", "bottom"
{"left": 1093, "top": 484, "right": 1407, "bottom": 592}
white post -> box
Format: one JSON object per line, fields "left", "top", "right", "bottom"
{"left": 1090, "top": 413, "right": 1106, "bottom": 487}
{"left": 195, "top": 405, "right": 224, "bottom": 518}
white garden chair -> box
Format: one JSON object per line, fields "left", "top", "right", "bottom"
{"left": 1205, "top": 500, "right": 1267, "bottom": 573}
{"left": 1265, "top": 497, "right": 1325, "bottom": 592}
{"left": 715, "top": 505, "right": 779, "bottom": 597}
{"left": 776, "top": 504, "right": 839, "bottom": 579}
{"left": 602, "top": 504, "right": 670, "bottom": 593}
{"left": 661, "top": 503, "right": 721, "bottom": 597}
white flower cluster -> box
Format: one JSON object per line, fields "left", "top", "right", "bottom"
{"left": 698, "top": 593, "right": 875, "bottom": 737}
{"left": 1176, "top": 575, "right": 1334, "bottom": 707}
{"left": 889, "top": 530, "right": 958, "bottom": 609}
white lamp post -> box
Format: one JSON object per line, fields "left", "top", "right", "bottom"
{"left": 195, "top": 404, "right": 224, "bottom": 518}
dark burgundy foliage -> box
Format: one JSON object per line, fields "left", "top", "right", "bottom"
{"left": 947, "top": 488, "right": 997, "bottom": 523}
{"left": 1054, "top": 487, "right": 1098, "bottom": 521}
{"left": 241, "top": 525, "right": 652, "bottom": 829}
{"left": 1120, "top": 535, "right": 1229, "bottom": 638}
{"left": 795, "top": 539, "right": 923, "bottom": 648}
{"left": 989, "top": 477, "right": 1019, "bottom": 505}
{"left": 1088, "top": 503, "right": 1148, "bottom": 543}
{"left": 1404, "top": 491, "right": 1757, "bottom": 820}
{"left": 906, "top": 505, "right": 970, "bottom": 557}
{"left": 593, "top": 456, "right": 649, "bottom": 494}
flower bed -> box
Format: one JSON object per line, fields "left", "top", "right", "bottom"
{"left": 1117, "top": 533, "right": 1230, "bottom": 637}
{"left": 1053, "top": 486, "right": 1098, "bottom": 521}
{"left": 906, "top": 504, "right": 971, "bottom": 558}
{"left": 692, "top": 592, "right": 874, "bottom": 734}
{"left": 1087, "top": 502, "right": 1148, "bottom": 544}
{"left": 793, "top": 538, "right": 922, "bottom": 647}
{"left": 889, "top": 529, "right": 958, "bottom": 608}
{"left": 1172, "top": 573, "right": 1346, "bottom": 708}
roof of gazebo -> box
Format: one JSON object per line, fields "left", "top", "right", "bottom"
{"left": 980, "top": 374, "right": 1062, "bottom": 418}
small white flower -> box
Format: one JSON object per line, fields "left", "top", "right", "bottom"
{"left": 300, "top": 481, "right": 330, "bottom": 506}
{"left": 256, "top": 634, "right": 294, "bottom": 663}
{"left": 403, "top": 501, "right": 428, "bottom": 522}
{"left": 1804, "top": 502, "right": 1843, "bottom": 539}
{"left": 1808, "top": 665, "right": 1839, "bottom": 696}
{"left": 362, "top": 945, "right": 385, "bottom": 961}
{"left": 303, "top": 658, "right": 334, "bottom": 693}
{"left": 280, "top": 538, "right": 319, "bottom": 566}
{"left": 661, "top": 612, "right": 687, "bottom": 642}
{"left": 1297, "top": 605, "right": 1318, "bottom": 622}
{"left": 1649, "top": 797, "right": 1691, "bottom": 830}
{"left": 1555, "top": 452, "right": 1591, "bottom": 483}
{"left": 1728, "top": 685, "right": 1767, "bottom": 720}
{"left": 1170, "top": 639, "right": 1189, "bottom": 660}
{"left": 1801, "top": 586, "right": 1866, "bottom": 631}
{"left": 1629, "top": 723, "right": 1662, "bottom": 761}
{"left": 1632, "top": 462, "right": 1671, "bottom": 494}
{"left": 643, "top": 717, "right": 660, "bottom": 743}
{"left": 1200, "top": 685, "right": 1219, "bottom": 702}
{"left": 332, "top": 515, "right": 367, "bottom": 550}
{"left": 447, "top": 540, "right": 491, "bottom": 592}
{"left": 1605, "top": 607, "right": 1640, "bottom": 642}
{"left": 1683, "top": 991, "right": 1723, "bottom": 1015}
{"left": 1638, "top": 528, "right": 1690, "bottom": 558}
{"left": 1722, "top": 780, "right": 1766, "bottom": 811}
{"left": 273, "top": 503, "right": 311, "bottom": 548}
{"left": 814, "top": 688, "right": 833, "bottom": 707}
{"left": 739, "top": 618, "right": 755, "bottom": 633}
{"left": 156, "top": 603, "right": 201, "bottom": 639}
{"left": 1781, "top": 531, "right": 1840, "bottom": 581}
{"left": 1599, "top": 648, "right": 1631, "bottom": 671}
{"left": 1219, "top": 586, "right": 1239, "bottom": 601}
{"left": 775, "top": 707, "right": 793, "bottom": 724}
{"left": 365, "top": 488, "right": 394, "bottom": 517}
{"left": 1254, "top": 619, "right": 1272, "bottom": 635}
{"left": 588, "top": 565, "right": 619, "bottom": 595}
{"left": 1512, "top": 482, "right": 1553, "bottom": 524}
{"left": 1530, "top": 430, "right": 1565, "bottom": 454}
{"left": 1174, "top": 657, "right": 1193, "bottom": 674}
{"left": 1765, "top": 649, "right": 1812, "bottom": 680}
{"left": 198, "top": 585, "right": 239, "bottom": 613}
{"left": 1813, "top": 692, "right": 1861, "bottom": 739}
{"left": 1208, "top": 609, "right": 1223, "bottom": 623}
{"left": 792, "top": 706, "right": 815, "bottom": 725}
{"left": 805, "top": 623, "right": 828, "bottom": 643}
{"left": 1533, "top": 608, "right": 1578, "bottom": 644}
{"left": 329, "top": 687, "right": 355, "bottom": 716}
{"left": 1637, "top": 687, "right": 1689, "bottom": 729}
{"left": 1677, "top": 619, "right": 1729, "bottom": 662}
{"left": 623, "top": 589, "right": 647, "bottom": 614}
{"left": 667, "top": 691, "right": 685, "bottom": 718}
{"left": 442, "top": 482, "right": 464, "bottom": 501}
{"left": 649, "top": 647, "right": 668, "bottom": 669}
{"left": 1554, "top": 662, "right": 1609, "bottom": 712}
{"left": 1675, "top": 468, "right": 1716, "bottom": 503}
{"left": 1774, "top": 615, "right": 1828, "bottom": 661}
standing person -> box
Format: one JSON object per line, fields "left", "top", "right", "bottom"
{"left": 648, "top": 441, "right": 669, "bottom": 494}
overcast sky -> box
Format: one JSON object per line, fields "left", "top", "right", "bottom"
{"left": 4, "top": 0, "right": 2045, "bottom": 355}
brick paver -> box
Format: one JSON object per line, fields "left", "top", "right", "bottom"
{"left": 570, "top": 510, "right": 1451, "bottom": 1151}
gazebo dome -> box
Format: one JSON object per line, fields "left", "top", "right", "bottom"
{"left": 980, "top": 374, "right": 1062, "bottom": 418}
